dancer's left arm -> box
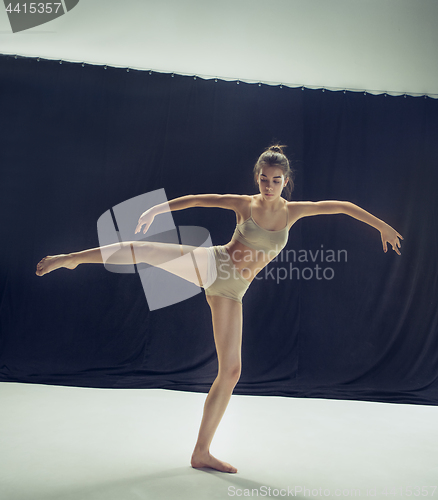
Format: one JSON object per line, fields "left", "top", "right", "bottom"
{"left": 294, "top": 201, "right": 404, "bottom": 255}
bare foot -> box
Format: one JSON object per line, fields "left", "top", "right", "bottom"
{"left": 191, "top": 451, "right": 237, "bottom": 473}
{"left": 36, "top": 254, "right": 77, "bottom": 276}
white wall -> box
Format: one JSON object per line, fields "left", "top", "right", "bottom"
{"left": 0, "top": 0, "right": 437, "bottom": 96}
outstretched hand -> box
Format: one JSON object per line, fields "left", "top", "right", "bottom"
{"left": 135, "top": 209, "right": 155, "bottom": 235}
{"left": 380, "top": 223, "right": 404, "bottom": 255}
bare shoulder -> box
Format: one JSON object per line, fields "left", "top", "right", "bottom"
{"left": 286, "top": 201, "right": 310, "bottom": 224}
{"left": 232, "top": 194, "right": 252, "bottom": 211}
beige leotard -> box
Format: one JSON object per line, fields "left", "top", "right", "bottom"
{"left": 231, "top": 195, "right": 289, "bottom": 257}
{"left": 204, "top": 196, "right": 289, "bottom": 303}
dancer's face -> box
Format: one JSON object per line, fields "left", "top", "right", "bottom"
{"left": 257, "top": 165, "right": 288, "bottom": 201}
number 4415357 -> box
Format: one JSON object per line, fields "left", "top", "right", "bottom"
{"left": 5, "top": 3, "right": 63, "bottom": 14}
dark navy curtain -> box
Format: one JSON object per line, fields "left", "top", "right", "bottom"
{"left": 1, "top": 54, "right": 437, "bottom": 405}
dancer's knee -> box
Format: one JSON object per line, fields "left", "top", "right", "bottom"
{"left": 218, "top": 363, "right": 241, "bottom": 386}
{"left": 130, "top": 241, "right": 155, "bottom": 264}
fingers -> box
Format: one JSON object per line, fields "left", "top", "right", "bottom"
{"left": 396, "top": 236, "right": 402, "bottom": 255}
{"left": 391, "top": 238, "right": 402, "bottom": 255}
{"left": 382, "top": 228, "right": 404, "bottom": 255}
{"left": 135, "top": 211, "right": 154, "bottom": 235}
{"left": 135, "top": 219, "right": 144, "bottom": 234}
{"left": 383, "top": 239, "right": 402, "bottom": 255}
{"left": 134, "top": 220, "right": 150, "bottom": 235}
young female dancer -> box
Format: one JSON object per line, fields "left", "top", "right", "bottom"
{"left": 36, "top": 145, "right": 403, "bottom": 474}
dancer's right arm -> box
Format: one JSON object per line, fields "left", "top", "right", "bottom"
{"left": 135, "top": 194, "right": 243, "bottom": 234}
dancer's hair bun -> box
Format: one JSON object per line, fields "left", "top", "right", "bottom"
{"left": 268, "top": 144, "right": 286, "bottom": 155}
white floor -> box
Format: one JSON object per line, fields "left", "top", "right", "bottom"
{"left": 0, "top": 382, "right": 436, "bottom": 500}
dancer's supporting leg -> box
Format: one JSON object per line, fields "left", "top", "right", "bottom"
{"left": 36, "top": 241, "right": 209, "bottom": 286}
{"left": 191, "top": 295, "right": 242, "bottom": 473}
{"left": 36, "top": 243, "right": 241, "bottom": 473}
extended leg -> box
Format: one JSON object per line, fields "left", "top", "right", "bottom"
{"left": 36, "top": 241, "right": 209, "bottom": 287}
{"left": 36, "top": 241, "right": 140, "bottom": 276}
{"left": 191, "top": 295, "right": 243, "bottom": 473}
